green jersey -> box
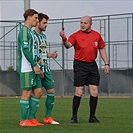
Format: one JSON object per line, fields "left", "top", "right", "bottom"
{"left": 33, "top": 30, "right": 54, "bottom": 90}
{"left": 18, "top": 25, "right": 40, "bottom": 73}
{"left": 33, "top": 31, "right": 47, "bottom": 60}
{"left": 33, "top": 31, "right": 50, "bottom": 72}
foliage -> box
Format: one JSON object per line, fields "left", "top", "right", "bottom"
{"left": 6, "top": 65, "right": 14, "bottom": 71}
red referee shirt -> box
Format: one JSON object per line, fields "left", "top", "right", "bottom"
{"left": 68, "top": 30, "right": 105, "bottom": 62}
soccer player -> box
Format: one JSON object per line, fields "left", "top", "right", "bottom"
{"left": 59, "top": 16, "right": 110, "bottom": 123}
{"left": 18, "top": 9, "right": 44, "bottom": 126}
{"left": 33, "top": 13, "right": 59, "bottom": 124}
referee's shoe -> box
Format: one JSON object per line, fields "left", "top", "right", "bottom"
{"left": 88, "top": 116, "right": 100, "bottom": 123}
{"left": 71, "top": 116, "right": 79, "bottom": 124}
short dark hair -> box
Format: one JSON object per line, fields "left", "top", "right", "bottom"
{"left": 38, "top": 13, "right": 49, "bottom": 22}
{"left": 23, "top": 9, "right": 38, "bottom": 21}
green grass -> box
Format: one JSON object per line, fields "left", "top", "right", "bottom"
{"left": 0, "top": 97, "right": 132, "bottom": 133}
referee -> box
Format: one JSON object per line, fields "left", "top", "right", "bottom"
{"left": 59, "top": 15, "right": 110, "bottom": 123}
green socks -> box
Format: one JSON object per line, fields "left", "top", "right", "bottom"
{"left": 45, "top": 93, "right": 55, "bottom": 118}
{"left": 28, "top": 95, "right": 40, "bottom": 120}
{"left": 19, "top": 99, "right": 29, "bottom": 121}
{"left": 20, "top": 93, "right": 55, "bottom": 120}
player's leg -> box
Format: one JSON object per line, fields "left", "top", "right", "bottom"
{"left": 20, "top": 90, "right": 31, "bottom": 121}
{"left": 19, "top": 72, "right": 37, "bottom": 126}
{"left": 45, "top": 89, "right": 55, "bottom": 118}
{"left": 28, "top": 92, "right": 44, "bottom": 126}
{"left": 28, "top": 88, "right": 42, "bottom": 120}
{"left": 42, "top": 70, "right": 59, "bottom": 124}
{"left": 28, "top": 75, "right": 44, "bottom": 126}
{"left": 44, "top": 88, "right": 59, "bottom": 124}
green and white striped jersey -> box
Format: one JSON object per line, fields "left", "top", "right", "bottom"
{"left": 17, "top": 25, "right": 39, "bottom": 73}
{"left": 33, "top": 30, "right": 47, "bottom": 60}
{"left": 33, "top": 30, "right": 52, "bottom": 73}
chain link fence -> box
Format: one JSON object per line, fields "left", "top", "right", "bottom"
{"left": 0, "top": 13, "right": 132, "bottom": 96}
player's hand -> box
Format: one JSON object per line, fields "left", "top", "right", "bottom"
{"left": 33, "top": 65, "right": 42, "bottom": 75}
{"left": 38, "top": 59, "right": 44, "bottom": 66}
{"left": 52, "top": 51, "right": 58, "bottom": 58}
{"left": 40, "top": 70, "right": 44, "bottom": 78}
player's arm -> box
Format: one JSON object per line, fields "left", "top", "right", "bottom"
{"left": 59, "top": 29, "right": 72, "bottom": 49}
{"left": 20, "top": 29, "right": 37, "bottom": 67}
{"left": 23, "top": 49, "right": 41, "bottom": 74}
{"left": 23, "top": 48, "right": 37, "bottom": 67}
{"left": 36, "top": 56, "right": 44, "bottom": 66}
{"left": 47, "top": 51, "right": 58, "bottom": 58}
{"left": 20, "top": 29, "right": 41, "bottom": 74}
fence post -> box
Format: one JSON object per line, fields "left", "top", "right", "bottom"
{"left": 107, "top": 15, "right": 111, "bottom": 97}
{"left": 61, "top": 19, "right": 65, "bottom": 97}
{"left": 131, "top": 13, "right": 133, "bottom": 97}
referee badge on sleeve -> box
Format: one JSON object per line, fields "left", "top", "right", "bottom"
{"left": 94, "top": 42, "right": 98, "bottom": 47}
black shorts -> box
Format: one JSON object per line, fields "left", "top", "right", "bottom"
{"left": 73, "top": 60, "right": 100, "bottom": 87}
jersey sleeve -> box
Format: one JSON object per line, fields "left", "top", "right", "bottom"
{"left": 68, "top": 33, "right": 76, "bottom": 46}
{"left": 98, "top": 34, "right": 106, "bottom": 49}
{"left": 20, "top": 29, "right": 37, "bottom": 67}
{"left": 23, "top": 49, "right": 37, "bottom": 67}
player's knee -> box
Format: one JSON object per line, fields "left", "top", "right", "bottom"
{"left": 38, "top": 91, "right": 43, "bottom": 98}
{"left": 34, "top": 89, "right": 42, "bottom": 98}
{"left": 47, "top": 88, "right": 55, "bottom": 94}
{"left": 21, "top": 90, "right": 32, "bottom": 100}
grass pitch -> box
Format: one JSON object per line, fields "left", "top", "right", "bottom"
{"left": 0, "top": 97, "right": 132, "bottom": 133}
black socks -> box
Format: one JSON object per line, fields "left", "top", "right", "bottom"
{"left": 72, "top": 95, "right": 81, "bottom": 117}
{"left": 89, "top": 95, "right": 98, "bottom": 118}
{"left": 72, "top": 95, "right": 98, "bottom": 119}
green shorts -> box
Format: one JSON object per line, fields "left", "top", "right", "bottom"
{"left": 20, "top": 71, "right": 42, "bottom": 90}
{"left": 42, "top": 60, "right": 54, "bottom": 90}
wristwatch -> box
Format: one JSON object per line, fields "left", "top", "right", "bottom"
{"left": 105, "top": 64, "right": 110, "bottom": 66}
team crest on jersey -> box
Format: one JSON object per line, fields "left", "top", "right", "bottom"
{"left": 94, "top": 42, "right": 98, "bottom": 47}
{"left": 40, "top": 43, "right": 46, "bottom": 52}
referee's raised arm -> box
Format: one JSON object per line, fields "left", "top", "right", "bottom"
{"left": 59, "top": 29, "right": 72, "bottom": 49}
